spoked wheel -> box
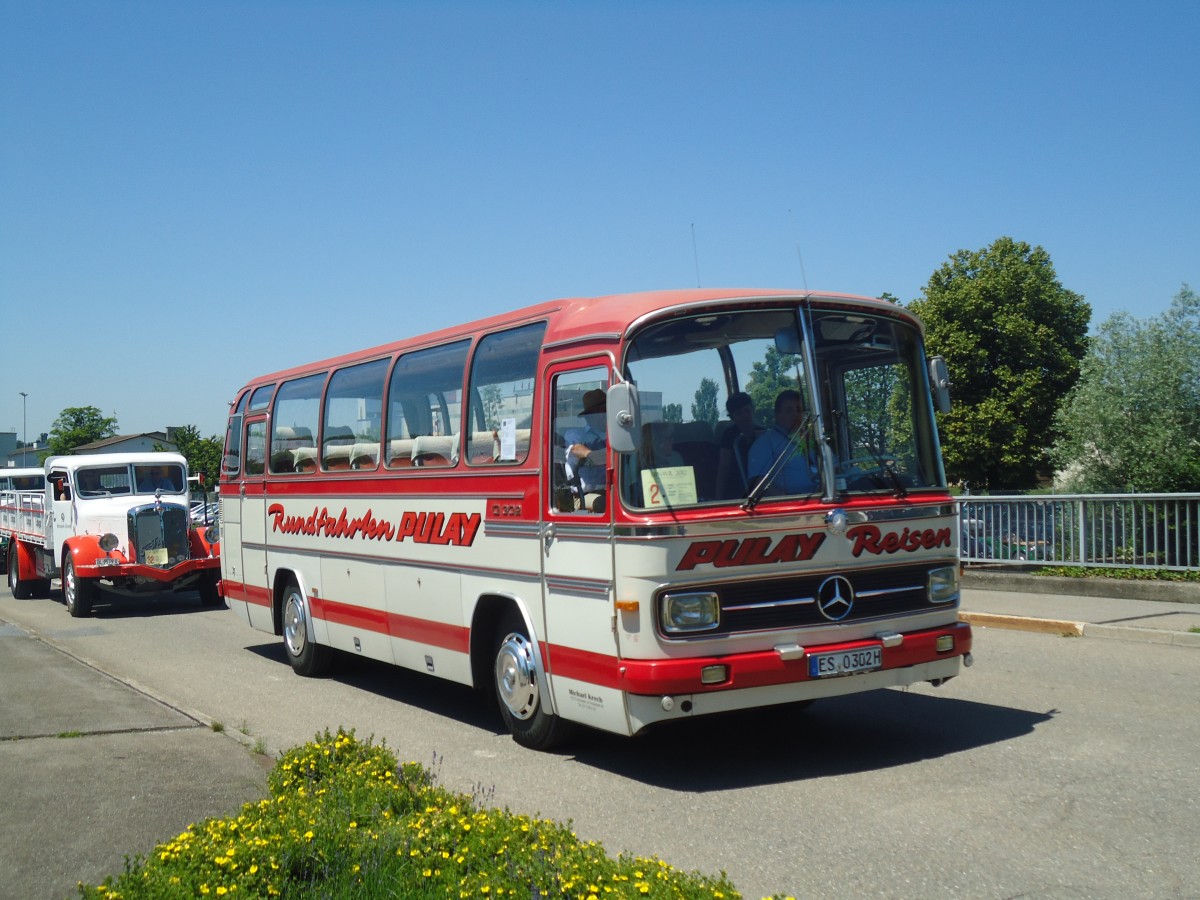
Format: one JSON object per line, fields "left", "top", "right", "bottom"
{"left": 282, "top": 580, "right": 333, "bottom": 676}
{"left": 62, "top": 556, "right": 96, "bottom": 618}
{"left": 8, "top": 546, "right": 32, "bottom": 599}
{"left": 493, "top": 610, "right": 570, "bottom": 751}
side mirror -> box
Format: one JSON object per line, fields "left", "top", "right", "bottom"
{"left": 606, "top": 382, "right": 641, "bottom": 454}
{"left": 929, "top": 356, "right": 951, "bottom": 413}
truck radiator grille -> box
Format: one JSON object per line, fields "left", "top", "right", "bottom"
{"left": 128, "top": 505, "right": 191, "bottom": 567}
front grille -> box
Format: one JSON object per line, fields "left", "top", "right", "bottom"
{"left": 128, "top": 504, "right": 191, "bottom": 567}
{"left": 667, "top": 563, "right": 946, "bottom": 637}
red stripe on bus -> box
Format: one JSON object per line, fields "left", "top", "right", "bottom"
{"left": 224, "top": 580, "right": 272, "bottom": 607}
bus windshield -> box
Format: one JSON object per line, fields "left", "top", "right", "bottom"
{"left": 619, "top": 305, "right": 946, "bottom": 510}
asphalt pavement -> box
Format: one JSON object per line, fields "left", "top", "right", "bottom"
{"left": 1, "top": 575, "right": 1197, "bottom": 899}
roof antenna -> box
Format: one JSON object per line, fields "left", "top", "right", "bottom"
{"left": 691, "top": 223, "right": 701, "bottom": 288}
{"left": 790, "top": 208, "right": 809, "bottom": 292}
{"left": 795, "top": 244, "right": 809, "bottom": 292}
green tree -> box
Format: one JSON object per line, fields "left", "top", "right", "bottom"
{"left": 661, "top": 403, "right": 683, "bottom": 423}
{"left": 1052, "top": 285, "right": 1200, "bottom": 492}
{"left": 691, "top": 378, "right": 720, "bottom": 428}
{"left": 908, "top": 237, "right": 1090, "bottom": 490}
{"left": 160, "top": 426, "right": 224, "bottom": 494}
{"left": 745, "top": 346, "right": 802, "bottom": 423}
{"left": 47, "top": 406, "right": 118, "bottom": 456}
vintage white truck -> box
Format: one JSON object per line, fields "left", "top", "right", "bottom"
{"left": 1, "top": 452, "right": 221, "bottom": 616}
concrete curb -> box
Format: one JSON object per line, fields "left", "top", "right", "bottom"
{"left": 959, "top": 611, "right": 1200, "bottom": 648}
{"left": 961, "top": 569, "right": 1200, "bottom": 604}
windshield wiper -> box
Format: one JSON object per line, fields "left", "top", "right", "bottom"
{"left": 742, "top": 414, "right": 816, "bottom": 512}
{"left": 847, "top": 449, "right": 908, "bottom": 499}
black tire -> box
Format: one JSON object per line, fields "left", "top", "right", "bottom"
{"left": 8, "top": 546, "right": 32, "bottom": 600}
{"left": 493, "top": 609, "right": 570, "bottom": 751}
{"left": 198, "top": 571, "right": 224, "bottom": 607}
{"left": 281, "top": 580, "right": 334, "bottom": 676}
{"left": 62, "top": 556, "right": 96, "bottom": 618}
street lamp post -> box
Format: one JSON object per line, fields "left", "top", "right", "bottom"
{"left": 19, "top": 392, "right": 28, "bottom": 465}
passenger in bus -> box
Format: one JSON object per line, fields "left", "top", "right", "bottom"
{"left": 747, "top": 389, "right": 817, "bottom": 495}
{"left": 564, "top": 389, "right": 608, "bottom": 511}
{"left": 137, "top": 465, "right": 178, "bottom": 493}
{"left": 716, "top": 391, "right": 764, "bottom": 498}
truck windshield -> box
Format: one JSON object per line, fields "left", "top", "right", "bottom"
{"left": 619, "top": 304, "right": 946, "bottom": 511}
{"left": 76, "top": 466, "right": 133, "bottom": 498}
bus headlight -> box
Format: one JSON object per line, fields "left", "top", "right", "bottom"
{"left": 928, "top": 566, "right": 959, "bottom": 603}
{"left": 660, "top": 591, "right": 720, "bottom": 634}
{"left": 99, "top": 533, "right": 120, "bottom": 552}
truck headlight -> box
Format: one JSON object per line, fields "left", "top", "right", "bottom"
{"left": 928, "top": 566, "right": 959, "bottom": 603}
{"left": 660, "top": 591, "right": 720, "bottom": 634}
{"left": 99, "top": 533, "right": 120, "bottom": 552}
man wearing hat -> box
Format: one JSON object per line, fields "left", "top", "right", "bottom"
{"left": 563, "top": 388, "right": 608, "bottom": 505}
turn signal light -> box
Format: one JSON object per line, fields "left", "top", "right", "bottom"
{"left": 700, "top": 665, "right": 728, "bottom": 685}
{"left": 936, "top": 635, "right": 955, "bottom": 653}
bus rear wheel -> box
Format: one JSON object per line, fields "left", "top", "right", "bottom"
{"left": 493, "top": 610, "right": 570, "bottom": 751}
{"left": 62, "top": 556, "right": 96, "bottom": 617}
{"left": 281, "top": 580, "right": 333, "bottom": 677}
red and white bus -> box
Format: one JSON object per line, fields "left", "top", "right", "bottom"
{"left": 219, "top": 288, "right": 971, "bottom": 749}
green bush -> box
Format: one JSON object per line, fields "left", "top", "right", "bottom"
{"left": 80, "top": 729, "right": 774, "bottom": 900}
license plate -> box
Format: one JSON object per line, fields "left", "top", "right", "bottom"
{"left": 145, "top": 548, "right": 168, "bottom": 566}
{"left": 809, "top": 646, "right": 882, "bottom": 678}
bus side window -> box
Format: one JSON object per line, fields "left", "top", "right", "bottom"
{"left": 552, "top": 367, "right": 610, "bottom": 513}
{"left": 385, "top": 340, "right": 470, "bottom": 470}
{"left": 466, "top": 322, "right": 545, "bottom": 465}
{"left": 245, "top": 421, "right": 267, "bottom": 476}
{"left": 223, "top": 391, "right": 249, "bottom": 477}
{"left": 272, "top": 374, "right": 323, "bottom": 474}
{"left": 325, "top": 358, "right": 387, "bottom": 472}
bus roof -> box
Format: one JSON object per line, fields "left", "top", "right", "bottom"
{"left": 235, "top": 288, "right": 912, "bottom": 392}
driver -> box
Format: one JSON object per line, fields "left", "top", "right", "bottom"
{"left": 746, "top": 389, "right": 818, "bottom": 495}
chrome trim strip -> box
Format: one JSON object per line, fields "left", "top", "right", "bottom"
{"left": 857, "top": 584, "right": 924, "bottom": 598}
{"left": 545, "top": 575, "right": 611, "bottom": 597}
{"left": 483, "top": 521, "right": 541, "bottom": 538}
{"left": 723, "top": 595, "right": 816, "bottom": 612}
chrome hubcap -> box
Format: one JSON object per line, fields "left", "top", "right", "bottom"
{"left": 283, "top": 594, "right": 307, "bottom": 657}
{"left": 495, "top": 632, "right": 539, "bottom": 721}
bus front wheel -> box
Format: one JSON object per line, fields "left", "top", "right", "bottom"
{"left": 493, "top": 610, "right": 569, "bottom": 751}
{"left": 281, "top": 580, "right": 334, "bottom": 677}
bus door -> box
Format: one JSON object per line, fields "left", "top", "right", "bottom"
{"left": 237, "top": 414, "right": 273, "bottom": 631}
{"left": 540, "top": 362, "right": 625, "bottom": 733}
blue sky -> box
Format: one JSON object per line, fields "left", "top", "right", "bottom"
{"left": 2, "top": 1, "right": 1196, "bottom": 443}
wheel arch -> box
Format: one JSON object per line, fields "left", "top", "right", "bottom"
{"left": 270, "top": 567, "right": 309, "bottom": 637}
{"left": 469, "top": 592, "right": 557, "bottom": 717}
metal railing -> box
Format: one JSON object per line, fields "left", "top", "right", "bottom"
{"left": 958, "top": 493, "right": 1200, "bottom": 571}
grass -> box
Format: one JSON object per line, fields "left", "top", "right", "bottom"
{"left": 80, "top": 728, "right": 784, "bottom": 900}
